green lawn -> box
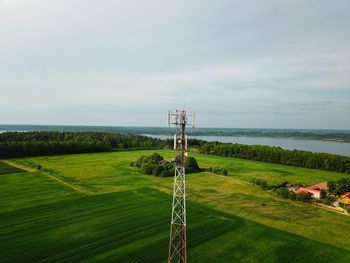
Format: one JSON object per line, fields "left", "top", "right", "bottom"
{"left": 1, "top": 150, "right": 350, "bottom": 262}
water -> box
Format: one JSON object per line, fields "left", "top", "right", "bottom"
{"left": 1, "top": 125, "right": 349, "bottom": 157}
{"left": 145, "top": 135, "right": 350, "bottom": 157}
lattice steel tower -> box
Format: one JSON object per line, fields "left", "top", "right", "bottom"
{"left": 168, "top": 109, "right": 195, "bottom": 263}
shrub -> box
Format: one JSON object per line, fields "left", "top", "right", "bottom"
{"left": 296, "top": 192, "right": 311, "bottom": 202}
{"left": 321, "top": 189, "right": 328, "bottom": 198}
{"left": 321, "top": 196, "right": 337, "bottom": 206}
{"left": 275, "top": 187, "right": 289, "bottom": 199}
{"left": 185, "top": 156, "right": 200, "bottom": 171}
{"left": 159, "top": 168, "right": 174, "bottom": 177}
{"left": 134, "top": 155, "right": 145, "bottom": 167}
{"left": 328, "top": 181, "right": 335, "bottom": 192}
{"left": 294, "top": 182, "right": 304, "bottom": 188}
{"left": 259, "top": 180, "right": 268, "bottom": 190}
{"left": 288, "top": 191, "right": 296, "bottom": 200}
{"left": 149, "top": 152, "right": 164, "bottom": 164}
{"left": 152, "top": 165, "right": 163, "bottom": 176}
{"left": 210, "top": 167, "right": 228, "bottom": 176}
{"left": 275, "top": 181, "right": 288, "bottom": 188}
{"left": 254, "top": 178, "right": 262, "bottom": 186}
{"left": 143, "top": 153, "right": 163, "bottom": 165}
{"left": 141, "top": 163, "right": 156, "bottom": 175}
{"left": 132, "top": 153, "right": 200, "bottom": 177}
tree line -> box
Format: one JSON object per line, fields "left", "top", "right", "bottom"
{"left": 0, "top": 131, "right": 206, "bottom": 158}
{"left": 199, "top": 142, "right": 350, "bottom": 174}
{"left": 0, "top": 131, "right": 167, "bottom": 158}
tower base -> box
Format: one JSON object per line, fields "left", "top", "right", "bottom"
{"left": 168, "top": 166, "right": 187, "bottom": 263}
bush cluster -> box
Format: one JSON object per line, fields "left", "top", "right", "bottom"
{"left": 250, "top": 178, "right": 269, "bottom": 190}
{"left": 250, "top": 178, "right": 310, "bottom": 202}
{"left": 208, "top": 167, "right": 228, "bottom": 176}
{"left": 131, "top": 153, "right": 201, "bottom": 177}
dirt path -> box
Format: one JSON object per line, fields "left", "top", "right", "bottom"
{"left": 315, "top": 203, "right": 349, "bottom": 217}
{"left": 2, "top": 160, "right": 37, "bottom": 172}
{"left": 4, "top": 160, "right": 88, "bottom": 195}
{"left": 41, "top": 171, "right": 89, "bottom": 195}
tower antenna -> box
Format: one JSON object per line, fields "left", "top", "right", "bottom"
{"left": 167, "top": 109, "right": 195, "bottom": 263}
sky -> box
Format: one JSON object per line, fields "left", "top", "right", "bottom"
{"left": 0, "top": 0, "right": 349, "bottom": 129}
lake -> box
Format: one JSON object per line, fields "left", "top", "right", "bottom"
{"left": 145, "top": 134, "right": 350, "bottom": 157}
{"left": 1, "top": 125, "right": 349, "bottom": 157}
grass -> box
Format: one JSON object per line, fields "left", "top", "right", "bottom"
{"left": 1, "top": 149, "right": 350, "bottom": 262}
{"left": 189, "top": 152, "right": 349, "bottom": 186}
{"left": 0, "top": 161, "right": 26, "bottom": 175}
{"left": 0, "top": 172, "right": 82, "bottom": 213}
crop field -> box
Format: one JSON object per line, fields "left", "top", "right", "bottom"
{"left": 1, "top": 150, "right": 350, "bottom": 262}
{"left": 0, "top": 161, "right": 25, "bottom": 176}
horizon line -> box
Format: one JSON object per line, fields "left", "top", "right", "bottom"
{"left": 0, "top": 123, "right": 350, "bottom": 132}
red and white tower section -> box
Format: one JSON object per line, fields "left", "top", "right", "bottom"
{"left": 168, "top": 109, "right": 195, "bottom": 263}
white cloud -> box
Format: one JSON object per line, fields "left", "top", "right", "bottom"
{"left": 0, "top": 0, "right": 349, "bottom": 128}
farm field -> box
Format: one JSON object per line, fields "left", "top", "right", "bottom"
{"left": 1, "top": 150, "right": 350, "bottom": 262}
{"left": 0, "top": 161, "right": 25, "bottom": 176}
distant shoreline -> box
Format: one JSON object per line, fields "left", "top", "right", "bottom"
{"left": 1, "top": 124, "right": 350, "bottom": 143}
{"left": 1, "top": 126, "right": 350, "bottom": 156}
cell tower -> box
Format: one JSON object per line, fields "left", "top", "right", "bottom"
{"left": 167, "top": 109, "right": 195, "bottom": 263}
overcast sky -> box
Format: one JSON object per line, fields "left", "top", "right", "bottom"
{"left": 0, "top": 0, "right": 349, "bottom": 129}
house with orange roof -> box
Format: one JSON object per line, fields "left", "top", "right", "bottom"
{"left": 295, "top": 182, "right": 328, "bottom": 200}
{"left": 340, "top": 192, "right": 350, "bottom": 207}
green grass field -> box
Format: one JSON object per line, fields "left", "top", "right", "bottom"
{"left": 1, "top": 150, "right": 350, "bottom": 262}
{"left": 0, "top": 161, "right": 25, "bottom": 176}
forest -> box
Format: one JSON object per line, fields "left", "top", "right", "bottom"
{"left": 0, "top": 131, "right": 166, "bottom": 158}
{"left": 0, "top": 131, "right": 205, "bottom": 158}
{"left": 199, "top": 142, "right": 350, "bottom": 174}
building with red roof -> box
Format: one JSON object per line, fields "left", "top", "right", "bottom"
{"left": 295, "top": 182, "right": 328, "bottom": 200}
